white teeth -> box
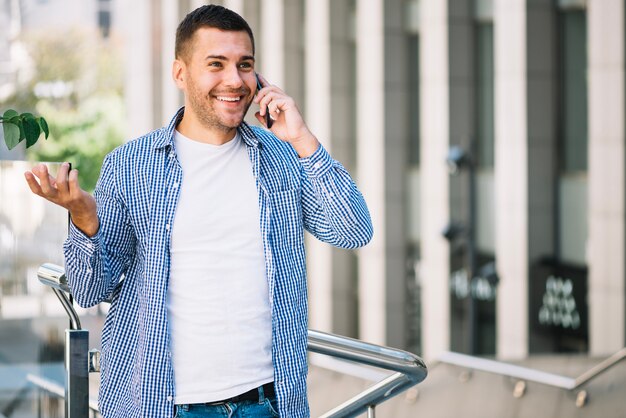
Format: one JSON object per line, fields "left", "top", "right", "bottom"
{"left": 217, "top": 96, "right": 240, "bottom": 102}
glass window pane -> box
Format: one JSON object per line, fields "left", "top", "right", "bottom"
{"left": 561, "top": 10, "right": 587, "bottom": 172}
{"left": 476, "top": 23, "right": 494, "bottom": 169}
{"left": 408, "top": 34, "right": 420, "bottom": 166}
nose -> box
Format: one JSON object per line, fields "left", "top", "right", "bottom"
{"left": 222, "top": 65, "right": 244, "bottom": 89}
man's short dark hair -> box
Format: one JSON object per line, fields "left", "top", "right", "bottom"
{"left": 175, "top": 5, "right": 255, "bottom": 61}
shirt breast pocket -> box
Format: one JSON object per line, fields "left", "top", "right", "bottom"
{"left": 269, "top": 188, "right": 304, "bottom": 249}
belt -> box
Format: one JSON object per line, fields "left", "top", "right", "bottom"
{"left": 204, "top": 382, "right": 275, "bottom": 405}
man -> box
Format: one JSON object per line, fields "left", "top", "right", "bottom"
{"left": 25, "top": 5, "right": 372, "bottom": 418}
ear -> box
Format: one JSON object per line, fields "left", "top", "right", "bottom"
{"left": 172, "top": 59, "right": 186, "bottom": 90}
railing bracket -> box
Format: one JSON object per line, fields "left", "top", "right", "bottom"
{"left": 459, "top": 370, "right": 472, "bottom": 383}
{"left": 575, "top": 390, "right": 587, "bottom": 408}
{"left": 404, "top": 387, "right": 419, "bottom": 403}
{"left": 89, "top": 349, "right": 101, "bottom": 373}
{"left": 513, "top": 380, "right": 526, "bottom": 398}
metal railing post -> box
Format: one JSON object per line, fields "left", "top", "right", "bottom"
{"left": 367, "top": 405, "right": 376, "bottom": 418}
{"left": 65, "top": 329, "right": 90, "bottom": 417}
{"left": 37, "top": 264, "right": 91, "bottom": 417}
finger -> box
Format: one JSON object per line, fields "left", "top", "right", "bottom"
{"left": 259, "top": 91, "right": 280, "bottom": 116}
{"left": 254, "top": 111, "right": 267, "bottom": 127}
{"left": 33, "top": 163, "right": 58, "bottom": 186}
{"left": 254, "top": 83, "right": 284, "bottom": 104}
{"left": 24, "top": 171, "right": 44, "bottom": 196}
{"left": 68, "top": 169, "right": 82, "bottom": 199}
{"left": 56, "top": 162, "right": 70, "bottom": 196}
{"left": 257, "top": 73, "right": 271, "bottom": 88}
{"left": 35, "top": 164, "right": 57, "bottom": 196}
{"left": 268, "top": 100, "right": 283, "bottom": 121}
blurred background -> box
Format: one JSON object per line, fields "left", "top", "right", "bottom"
{"left": 0, "top": 0, "right": 625, "bottom": 417}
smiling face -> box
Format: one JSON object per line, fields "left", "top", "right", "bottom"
{"left": 173, "top": 27, "right": 256, "bottom": 142}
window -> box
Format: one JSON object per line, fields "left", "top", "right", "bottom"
{"left": 476, "top": 23, "right": 494, "bottom": 170}
{"left": 98, "top": 0, "right": 112, "bottom": 38}
{"left": 407, "top": 34, "right": 420, "bottom": 166}
{"left": 557, "top": 8, "right": 587, "bottom": 266}
{"left": 560, "top": 10, "right": 587, "bottom": 173}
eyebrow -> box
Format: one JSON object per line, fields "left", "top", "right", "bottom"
{"left": 205, "top": 54, "right": 255, "bottom": 62}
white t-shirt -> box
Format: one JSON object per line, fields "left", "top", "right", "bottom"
{"left": 167, "top": 130, "right": 273, "bottom": 404}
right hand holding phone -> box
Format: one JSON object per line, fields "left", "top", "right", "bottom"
{"left": 253, "top": 74, "right": 320, "bottom": 158}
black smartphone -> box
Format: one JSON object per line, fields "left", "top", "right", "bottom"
{"left": 255, "top": 73, "right": 273, "bottom": 129}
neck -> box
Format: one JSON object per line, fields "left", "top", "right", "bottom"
{"left": 177, "top": 111, "right": 237, "bottom": 145}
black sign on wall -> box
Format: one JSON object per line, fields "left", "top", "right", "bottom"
{"left": 529, "top": 259, "right": 588, "bottom": 353}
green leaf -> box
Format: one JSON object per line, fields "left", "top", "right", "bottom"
{"left": 23, "top": 116, "right": 41, "bottom": 148}
{"left": 2, "top": 109, "right": 18, "bottom": 120}
{"left": 38, "top": 117, "right": 50, "bottom": 139}
{"left": 2, "top": 121, "right": 21, "bottom": 150}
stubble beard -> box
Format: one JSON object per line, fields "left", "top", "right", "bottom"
{"left": 187, "top": 80, "right": 252, "bottom": 134}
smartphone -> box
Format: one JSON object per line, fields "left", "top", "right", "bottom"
{"left": 255, "top": 73, "right": 273, "bottom": 129}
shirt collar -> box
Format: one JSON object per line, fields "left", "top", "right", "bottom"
{"left": 153, "top": 106, "right": 261, "bottom": 150}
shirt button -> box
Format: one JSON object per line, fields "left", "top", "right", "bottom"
{"left": 166, "top": 396, "right": 173, "bottom": 402}
{"left": 173, "top": 182, "right": 179, "bottom": 188}
{"left": 166, "top": 224, "right": 170, "bottom": 231}
{"left": 169, "top": 152, "right": 175, "bottom": 158}
{"left": 313, "top": 162, "right": 321, "bottom": 169}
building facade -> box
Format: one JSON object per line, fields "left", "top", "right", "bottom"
{"left": 38, "top": 0, "right": 626, "bottom": 361}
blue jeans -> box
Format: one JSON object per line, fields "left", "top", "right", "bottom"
{"left": 174, "top": 388, "right": 279, "bottom": 418}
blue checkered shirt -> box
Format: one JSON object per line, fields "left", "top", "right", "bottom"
{"left": 63, "top": 108, "right": 373, "bottom": 417}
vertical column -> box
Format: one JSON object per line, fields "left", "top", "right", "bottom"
{"left": 383, "top": 0, "right": 410, "bottom": 349}
{"left": 329, "top": 0, "right": 359, "bottom": 338}
{"left": 305, "top": 0, "right": 333, "bottom": 333}
{"left": 223, "top": 0, "right": 244, "bottom": 14}
{"left": 356, "top": 0, "right": 386, "bottom": 345}
{"left": 189, "top": 0, "right": 211, "bottom": 10}
{"left": 587, "top": 0, "right": 625, "bottom": 355}
{"left": 284, "top": 0, "right": 305, "bottom": 108}
{"left": 161, "top": 0, "right": 181, "bottom": 123}
{"left": 527, "top": 1, "right": 557, "bottom": 353}
{"left": 494, "top": 0, "right": 528, "bottom": 359}
{"left": 447, "top": 0, "right": 476, "bottom": 354}
{"left": 260, "top": 0, "right": 284, "bottom": 86}
{"left": 419, "top": 0, "right": 451, "bottom": 359}
{"left": 120, "top": 0, "right": 154, "bottom": 139}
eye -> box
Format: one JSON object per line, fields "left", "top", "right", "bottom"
{"left": 238, "top": 62, "right": 253, "bottom": 70}
{"left": 208, "top": 61, "right": 222, "bottom": 68}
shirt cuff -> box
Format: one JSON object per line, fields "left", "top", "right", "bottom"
{"left": 68, "top": 219, "right": 100, "bottom": 256}
{"left": 299, "top": 144, "right": 333, "bottom": 178}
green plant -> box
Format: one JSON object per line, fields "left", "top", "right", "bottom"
{"left": 29, "top": 95, "right": 125, "bottom": 192}
{"left": 1, "top": 109, "right": 49, "bottom": 150}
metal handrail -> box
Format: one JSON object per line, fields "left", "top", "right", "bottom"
{"left": 39, "top": 263, "right": 81, "bottom": 330}
{"left": 37, "top": 263, "right": 70, "bottom": 293}
{"left": 439, "top": 351, "right": 576, "bottom": 389}
{"left": 308, "top": 331, "right": 427, "bottom": 417}
{"left": 439, "top": 349, "right": 626, "bottom": 391}
{"left": 438, "top": 348, "right": 626, "bottom": 407}
{"left": 36, "top": 263, "right": 428, "bottom": 417}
